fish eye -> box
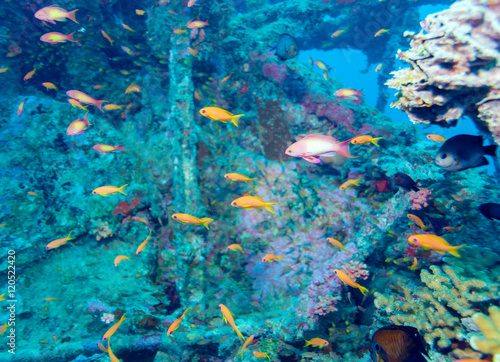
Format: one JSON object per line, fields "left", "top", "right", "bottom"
{"left": 288, "top": 150, "right": 292, "bottom": 153}
{"left": 440, "top": 153, "right": 447, "bottom": 159}
{"left": 412, "top": 237, "right": 418, "bottom": 242}
{"left": 375, "top": 343, "right": 380, "bottom": 351}
{"left": 233, "top": 202, "right": 237, "bottom": 205}
{"left": 173, "top": 215, "right": 177, "bottom": 218}
{"left": 202, "top": 110, "right": 206, "bottom": 113}
{"left": 324, "top": 342, "right": 327, "bottom": 345}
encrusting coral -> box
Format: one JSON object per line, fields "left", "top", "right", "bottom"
{"left": 387, "top": 0, "right": 500, "bottom": 144}
{"left": 471, "top": 306, "right": 500, "bottom": 362}
{"left": 375, "top": 265, "right": 496, "bottom": 353}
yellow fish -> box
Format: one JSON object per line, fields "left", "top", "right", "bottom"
{"left": 351, "top": 135, "right": 384, "bottom": 146}
{"left": 227, "top": 244, "right": 243, "bottom": 253}
{"left": 339, "top": 178, "right": 362, "bottom": 190}
{"left": 121, "top": 23, "right": 135, "bottom": 32}
{"left": 219, "top": 304, "right": 244, "bottom": 340}
{"left": 253, "top": 352, "right": 271, "bottom": 360}
{"left": 334, "top": 269, "right": 369, "bottom": 295}
{"left": 114, "top": 255, "right": 130, "bottom": 267}
{"left": 426, "top": 134, "right": 447, "bottom": 142}
{"left": 327, "top": 238, "right": 350, "bottom": 254}
{"left": 172, "top": 213, "right": 214, "bottom": 229}
{"left": 407, "top": 214, "right": 427, "bottom": 230}
{"left": 199, "top": 107, "right": 244, "bottom": 127}
{"left": 103, "top": 104, "right": 123, "bottom": 110}
{"left": 135, "top": 230, "right": 152, "bottom": 255}
{"left": 92, "top": 184, "right": 128, "bottom": 196}
{"left": 167, "top": 307, "right": 191, "bottom": 336}
{"left": 103, "top": 314, "right": 127, "bottom": 341}
{"left": 107, "top": 339, "right": 120, "bottom": 362}
{"left": 42, "top": 82, "right": 58, "bottom": 90}
{"left": 262, "top": 254, "right": 283, "bottom": 263}
{"left": 237, "top": 335, "right": 254, "bottom": 357}
{"left": 305, "top": 337, "right": 329, "bottom": 348}
{"left": 408, "top": 234, "right": 465, "bottom": 257}
{"left": 135, "top": 9, "right": 145, "bottom": 15}
{"left": 68, "top": 99, "right": 88, "bottom": 111}
{"left": 0, "top": 323, "right": 9, "bottom": 335}
{"left": 231, "top": 196, "right": 277, "bottom": 213}
{"left": 46, "top": 231, "right": 74, "bottom": 250}
{"left": 224, "top": 173, "right": 255, "bottom": 182}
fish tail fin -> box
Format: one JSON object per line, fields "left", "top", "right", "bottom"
{"left": 304, "top": 340, "right": 311, "bottom": 347}
{"left": 83, "top": 112, "right": 91, "bottom": 125}
{"left": 359, "top": 286, "right": 369, "bottom": 296}
{"left": 115, "top": 145, "right": 128, "bottom": 152}
{"left": 335, "top": 139, "right": 357, "bottom": 158}
{"left": 66, "top": 31, "right": 77, "bottom": 43}
{"left": 411, "top": 185, "right": 420, "bottom": 192}
{"left": 95, "top": 100, "right": 108, "bottom": 112}
{"left": 67, "top": 230, "right": 75, "bottom": 240}
{"left": 265, "top": 203, "right": 278, "bottom": 213}
{"left": 449, "top": 244, "right": 465, "bottom": 257}
{"left": 118, "top": 184, "right": 128, "bottom": 195}
{"left": 236, "top": 329, "right": 245, "bottom": 341}
{"left": 66, "top": 9, "right": 79, "bottom": 24}
{"left": 352, "top": 178, "right": 362, "bottom": 186}
{"left": 484, "top": 144, "right": 497, "bottom": 157}
{"left": 277, "top": 256, "right": 284, "bottom": 261}
{"left": 200, "top": 218, "right": 214, "bottom": 229}
{"left": 230, "top": 114, "right": 244, "bottom": 127}
{"left": 371, "top": 137, "right": 384, "bottom": 147}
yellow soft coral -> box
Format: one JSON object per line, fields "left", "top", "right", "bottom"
{"left": 470, "top": 306, "right": 500, "bottom": 362}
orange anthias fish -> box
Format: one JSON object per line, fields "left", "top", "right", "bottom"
{"left": 237, "top": 335, "right": 254, "bottom": 357}
{"left": 104, "top": 104, "right": 123, "bottom": 110}
{"left": 132, "top": 216, "right": 151, "bottom": 228}
{"left": 101, "top": 30, "right": 114, "bottom": 45}
{"left": 408, "top": 234, "right": 465, "bottom": 257}
{"left": 125, "top": 83, "right": 141, "bottom": 94}
{"left": 167, "top": 307, "right": 191, "bottom": 335}
{"left": 17, "top": 99, "right": 26, "bottom": 116}
{"left": 68, "top": 99, "right": 88, "bottom": 111}
{"left": 231, "top": 196, "right": 278, "bottom": 213}
{"left": 331, "top": 29, "right": 346, "bottom": 37}
{"left": 327, "top": 238, "right": 350, "bottom": 254}
{"left": 46, "top": 231, "right": 74, "bottom": 250}
{"left": 92, "top": 144, "right": 128, "bottom": 154}
{"left": 221, "top": 75, "right": 231, "bottom": 84}
{"left": 24, "top": 68, "right": 36, "bottom": 81}
{"left": 102, "top": 314, "right": 127, "bottom": 341}
{"left": 409, "top": 257, "right": 418, "bottom": 270}
{"left": 27, "top": 191, "right": 39, "bottom": 196}
{"left": 42, "top": 82, "right": 57, "bottom": 90}
{"left": 172, "top": 27, "right": 187, "bottom": 34}
{"left": 44, "top": 298, "right": 58, "bottom": 301}
{"left": 314, "top": 60, "right": 329, "bottom": 71}
{"left": 171, "top": 213, "right": 214, "bottom": 229}
{"left": 199, "top": 107, "right": 244, "bottom": 127}
{"left": 407, "top": 214, "right": 427, "bottom": 230}
{"left": 0, "top": 67, "right": 9, "bottom": 73}
{"left": 340, "top": 177, "right": 362, "bottom": 190}
{"left": 40, "top": 32, "right": 78, "bottom": 45}
{"left": 186, "top": 20, "right": 209, "bottom": 29}
{"left": 443, "top": 225, "right": 464, "bottom": 232}
{"left": 92, "top": 184, "right": 128, "bottom": 196}
{"left": 262, "top": 254, "right": 283, "bottom": 263}
{"left": 305, "top": 338, "right": 329, "bottom": 348}
{"left": 334, "top": 269, "right": 369, "bottom": 295}
{"left": 218, "top": 304, "right": 245, "bottom": 340}
{"left": 122, "top": 23, "right": 135, "bottom": 32}
{"left": 135, "top": 9, "right": 146, "bottom": 15}
{"left": 67, "top": 90, "right": 108, "bottom": 112}
{"left": 285, "top": 134, "right": 356, "bottom": 163}
{"left": 374, "top": 28, "right": 390, "bottom": 37}
{"left": 351, "top": 135, "right": 384, "bottom": 146}
{"left": 375, "top": 63, "right": 383, "bottom": 72}
{"left": 97, "top": 342, "right": 108, "bottom": 353}
{"left": 253, "top": 352, "right": 271, "bottom": 360}
{"left": 188, "top": 47, "right": 199, "bottom": 57}
{"left": 224, "top": 173, "right": 255, "bottom": 182}
{"left": 114, "top": 255, "right": 130, "bottom": 266}
{"left": 227, "top": 244, "right": 243, "bottom": 253}
{"left": 135, "top": 230, "right": 152, "bottom": 255}
{"left": 34, "top": 6, "right": 79, "bottom": 24}
{"left": 66, "top": 112, "right": 92, "bottom": 136}
{"left": 427, "top": 134, "right": 447, "bottom": 142}
{"left": 107, "top": 339, "right": 119, "bottom": 362}
{"left": 335, "top": 88, "right": 362, "bottom": 98}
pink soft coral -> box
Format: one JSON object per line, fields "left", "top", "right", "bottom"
{"left": 409, "top": 189, "right": 432, "bottom": 210}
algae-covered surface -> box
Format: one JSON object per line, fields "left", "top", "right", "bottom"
{"left": 0, "top": 0, "right": 499, "bottom": 361}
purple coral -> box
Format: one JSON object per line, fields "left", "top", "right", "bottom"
{"left": 409, "top": 189, "right": 432, "bottom": 210}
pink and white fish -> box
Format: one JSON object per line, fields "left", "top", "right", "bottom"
{"left": 285, "top": 134, "right": 356, "bottom": 163}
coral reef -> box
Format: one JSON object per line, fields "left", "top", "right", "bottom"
{"left": 387, "top": 0, "right": 500, "bottom": 144}
{"left": 471, "top": 306, "right": 500, "bottom": 361}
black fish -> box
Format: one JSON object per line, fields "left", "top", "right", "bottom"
{"left": 393, "top": 173, "right": 419, "bottom": 192}
{"left": 435, "top": 134, "right": 497, "bottom": 172}
{"left": 370, "top": 325, "right": 428, "bottom": 362}
{"left": 273, "top": 34, "right": 298, "bottom": 60}
{"left": 479, "top": 203, "right": 500, "bottom": 221}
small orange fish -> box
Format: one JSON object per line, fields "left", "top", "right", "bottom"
{"left": 221, "top": 75, "right": 231, "bottom": 84}
{"left": 24, "top": 68, "right": 36, "bottom": 81}
{"left": 44, "top": 298, "right": 58, "bottom": 301}
{"left": 218, "top": 304, "right": 244, "bottom": 340}
{"left": 93, "top": 85, "right": 103, "bottom": 90}
{"left": 68, "top": 99, "right": 88, "bottom": 112}
{"left": 253, "top": 352, "right": 271, "bottom": 360}
{"left": 120, "top": 70, "right": 131, "bottom": 75}
{"left": 42, "top": 82, "right": 58, "bottom": 90}
{"left": 262, "top": 254, "right": 283, "bottom": 263}
{"left": 231, "top": 196, "right": 277, "bottom": 213}
{"left": 237, "top": 335, "right": 254, "bottom": 357}
{"left": 0, "top": 67, "right": 8, "bottom": 73}
{"left": 97, "top": 342, "right": 108, "bottom": 353}
{"left": 199, "top": 107, "right": 244, "bottom": 127}
{"left": 101, "top": 30, "right": 114, "bottom": 45}
{"left": 46, "top": 231, "right": 74, "bottom": 250}
{"left": 188, "top": 47, "right": 199, "bottom": 57}
{"left": 351, "top": 135, "right": 383, "bottom": 146}
{"left": 327, "top": 238, "right": 350, "bottom": 254}
{"left": 374, "top": 28, "right": 390, "bottom": 37}
{"left": 39, "top": 341, "right": 49, "bottom": 344}
{"left": 172, "top": 27, "right": 187, "bottom": 34}
{"left": 314, "top": 60, "right": 329, "bottom": 71}
{"left": 67, "top": 90, "right": 108, "bottom": 112}
{"left": 66, "top": 112, "right": 92, "bottom": 136}
{"left": 186, "top": 20, "right": 209, "bottom": 29}
{"left": 132, "top": 216, "right": 150, "bottom": 228}
{"left": 125, "top": 83, "right": 141, "bottom": 94}
{"left": 168, "top": 10, "right": 178, "bottom": 15}
{"left": 323, "top": 71, "right": 328, "bottom": 81}
{"left": 107, "top": 339, "right": 120, "bottom": 362}
{"left": 52, "top": 335, "right": 57, "bottom": 342}
{"left": 92, "top": 184, "right": 128, "bottom": 196}
{"left": 408, "top": 234, "right": 465, "bottom": 257}
{"left": 40, "top": 32, "right": 78, "bottom": 44}
{"left": 227, "top": 244, "right": 243, "bottom": 253}
{"left": 172, "top": 213, "right": 214, "bottom": 229}
{"left": 224, "top": 173, "right": 255, "bottom": 182}
{"left": 443, "top": 225, "right": 464, "bottom": 232}
{"left": 340, "top": 177, "right": 361, "bottom": 190}
{"left": 408, "top": 257, "right": 418, "bottom": 270}
{"left": 122, "top": 24, "right": 135, "bottom": 32}
{"left": 103, "top": 314, "right": 127, "bottom": 341}
{"left": 167, "top": 307, "right": 191, "bottom": 335}
{"left": 135, "top": 230, "right": 152, "bottom": 255}
{"left": 34, "top": 6, "right": 79, "bottom": 24}
{"left": 305, "top": 338, "right": 329, "bottom": 348}
{"left": 375, "top": 63, "right": 383, "bottom": 72}
{"left": 135, "top": 9, "right": 145, "bottom": 15}
{"left": 334, "top": 269, "right": 369, "bottom": 295}
{"left": 331, "top": 29, "right": 346, "bottom": 37}
{"left": 92, "top": 144, "right": 127, "bottom": 154}
{"left": 17, "top": 99, "right": 26, "bottom": 116}
{"left": 335, "top": 88, "right": 362, "bottom": 98}
{"left": 194, "top": 91, "right": 202, "bottom": 101}
{"left": 121, "top": 46, "right": 139, "bottom": 56}
{"left": 103, "top": 104, "right": 123, "bottom": 110}
{"left": 114, "top": 255, "right": 130, "bottom": 267}
{"left": 27, "top": 191, "right": 39, "bottom": 196}
{"left": 407, "top": 214, "right": 427, "bottom": 230}
{"left": 426, "top": 134, "right": 447, "bottom": 142}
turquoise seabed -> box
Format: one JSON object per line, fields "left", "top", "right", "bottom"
{"left": 0, "top": 0, "right": 499, "bottom": 361}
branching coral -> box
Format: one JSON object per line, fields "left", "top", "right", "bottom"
{"left": 375, "top": 265, "right": 495, "bottom": 351}
{"left": 471, "top": 306, "right": 500, "bottom": 362}
{"left": 387, "top": 0, "right": 500, "bottom": 144}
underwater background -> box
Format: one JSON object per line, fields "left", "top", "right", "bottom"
{"left": 1, "top": 0, "right": 500, "bottom": 361}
